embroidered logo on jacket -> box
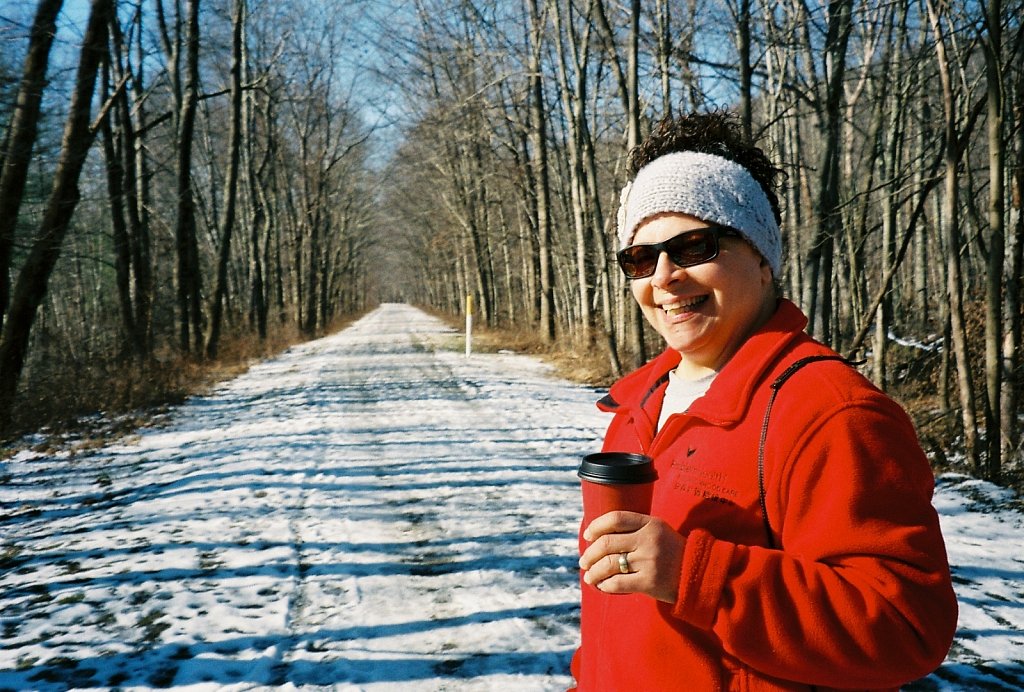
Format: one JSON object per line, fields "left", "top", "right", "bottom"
{"left": 670, "top": 456, "right": 739, "bottom": 504}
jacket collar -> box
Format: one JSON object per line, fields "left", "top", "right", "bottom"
{"left": 599, "top": 299, "right": 809, "bottom": 426}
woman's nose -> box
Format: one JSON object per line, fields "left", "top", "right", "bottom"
{"left": 650, "top": 251, "right": 684, "bottom": 288}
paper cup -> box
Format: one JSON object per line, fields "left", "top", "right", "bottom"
{"left": 578, "top": 452, "right": 656, "bottom": 527}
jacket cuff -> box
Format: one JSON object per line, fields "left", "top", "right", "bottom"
{"left": 672, "top": 529, "right": 734, "bottom": 630}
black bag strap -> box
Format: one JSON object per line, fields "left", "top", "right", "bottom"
{"left": 757, "top": 355, "right": 863, "bottom": 549}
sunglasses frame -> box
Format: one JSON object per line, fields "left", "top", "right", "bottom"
{"left": 616, "top": 226, "right": 740, "bottom": 279}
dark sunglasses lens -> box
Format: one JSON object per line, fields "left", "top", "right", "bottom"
{"left": 617, "top": 246, "right": 658, "bottom": 278}
{"left": 666, "top": 228, "right": 717, "bottom": 266}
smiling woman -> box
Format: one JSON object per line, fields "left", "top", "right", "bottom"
{"left": 571, "top": 110, "right": 958, "bottom": 691}
{"left": 625, "top": 212, "right": 776, "bottom": 381}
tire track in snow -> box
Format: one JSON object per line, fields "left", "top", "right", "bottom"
{"left": 269, "top": 304, "right": 606, "bottom": 688}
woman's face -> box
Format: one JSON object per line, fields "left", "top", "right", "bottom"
{"left": 629, "top": 212, "right": 777, "bottom": 378}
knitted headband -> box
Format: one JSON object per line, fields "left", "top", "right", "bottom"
{"left": 616, "top": 151, "right": 782, "bottom": 276}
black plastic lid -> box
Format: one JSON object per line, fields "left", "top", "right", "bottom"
{"left": 578, "top": 452, "right": 656, "bottom": 484}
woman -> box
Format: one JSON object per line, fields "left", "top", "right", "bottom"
{"left": 572, "top": 111, "right": 957, "bottom": 691}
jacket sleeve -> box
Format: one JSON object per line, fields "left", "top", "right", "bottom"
{"left": 670, "top": 396, "right": 958, "bottom": 688}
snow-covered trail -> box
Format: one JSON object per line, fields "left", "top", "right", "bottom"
{"left": 0, "top": 304, "right": 606, "bottom": 690}
{"left": 2, "top": 303, "right": 1024, "bottom": 691}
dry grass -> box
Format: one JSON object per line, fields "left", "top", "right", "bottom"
{"left": 1, "top": 317, "right": 359, "bottom": 455}
{"left": 460, "top": 321, "right": 623, "bottom": 387}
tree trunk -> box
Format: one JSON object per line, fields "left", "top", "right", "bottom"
{"left": 1002, "top": 40, "right": 1024, "bottom": 461}
{"left": 0, "top": 0, "right": 112, "bottom": 431}
{"left": 99, "top": 56, "right": 142, "bottom": 359}
{"left": 0, "top": 0, "right": 64, "bottom": 333}
{"left": 982, "top": 0, "right": 1004, "bottom": 481}
{"left": 527, "top": 0, "right": 554, "bottom": 343}
{"left": 175, "top": 0, "right": 204, "bottom": 354}
{"left": 913, "top": 96, "right": 932, "bottom": 325}
{"left": 872, "top": 12, "right": 907, "bottom": 386}
{"left": 553, "top": 0, "right": 593, "bottom": 344}
{"left": 118, "top": 9, "right": 154, "bottom": 357}
{"left": 655, "top": 0, "right": 672, "bottom": 115}
{"left": 594, "top": 0, "right": 646, "bottom": 366}
{"left": 206, "top": 0, "right": 245, "bottom": 358}
{"left": 735, "top": 0, "right": 753, "bottom": 139}
{"left": 126, "top": 9, "right": 154, "bottom": 355}
{"left": 246, "top": 68, "right": 272, "bottom": 339}
{"left": 927, "top": 0, "right": 980, "bottom": 472}
{"left": 469, "top": 141, "right": 494, "bottom": 327}
{"left": 806, "top": 0, "right": 853, "bottom": 343}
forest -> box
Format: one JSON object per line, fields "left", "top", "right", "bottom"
{"left": 0, "top": 0, "right": 1021, "bottom": 483}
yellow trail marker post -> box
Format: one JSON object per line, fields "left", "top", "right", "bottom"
{"left": 465, "top": 294, "right": 473, "bottom": 358}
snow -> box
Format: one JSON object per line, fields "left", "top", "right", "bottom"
{"left": 1, "top": 303, "right": 1022, "bottom": 691}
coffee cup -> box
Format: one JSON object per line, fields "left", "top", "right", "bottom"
{"left": 578, "top": 452, "right": 657, "bottom": 527}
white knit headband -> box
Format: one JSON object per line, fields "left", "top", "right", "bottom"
{"left": 616, "top": 151, "right": 781, "bottom": 276}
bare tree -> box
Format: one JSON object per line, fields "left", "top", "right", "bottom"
{"left": 100, "top": 4, "right": 156, "bottom": 359}
{"left": 804, "top": 0, "right": 853, "bottom": 343}
{"left": 156, "top": 0, "right": 205, "bottom": 353}
{"left": 926, "top": 0, "right": 980, "bottom": 472}
{"left": 593, "top": 0, "right": 645, "bottom": 366}
{"left": 1003, "top": 59, "right": 1023, "bottom": 460}
{"left": 0, "top": 0, "right": 113, "bottom": 430}
{"left": 731, "top": 0, "right": 754, "bottom": 138}
{"left": 526, "top": 0, "right": 555, "bottom": 342}
{"left": 0, "top": 0, "right": 64, "bottom": 334}
{"left": 982, "top": 0, "right": 1004, "bottom": 480}
{"left": 205, "top": 0, "right": 246, "bottom": 358}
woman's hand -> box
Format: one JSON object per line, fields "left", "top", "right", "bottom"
{"left": 578, "top": 511, "right": 685, "bottom": 604}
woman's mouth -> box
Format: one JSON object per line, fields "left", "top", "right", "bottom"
{"left": 662, "top": 296, "right": 708, "bottom": 316}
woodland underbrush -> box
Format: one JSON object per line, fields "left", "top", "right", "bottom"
{"left": 0, "top": 317, "right": 352, "bottom": 457}
{"left": 463, "top": 321, "right": 620, "bottom": 387}
{"left": 884, "top": 336, "right": 1024, "bottom": 495}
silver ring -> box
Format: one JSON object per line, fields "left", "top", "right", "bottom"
{"left": 618, "top": 552, "right": 630, "bottom": 574}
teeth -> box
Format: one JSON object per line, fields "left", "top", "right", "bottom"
{"left": 662, "top": 296, "right": 705, "bottom": 314}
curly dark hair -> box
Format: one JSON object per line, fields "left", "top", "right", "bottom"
{"left": 628, "top": 110, "right": 784, "bottom": 224}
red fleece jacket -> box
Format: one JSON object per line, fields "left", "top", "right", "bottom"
{"left": 571, "top": 299, "right": 957, "bottom": 691}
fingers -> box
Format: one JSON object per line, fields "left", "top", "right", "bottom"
{"left": 582, "top": 510, "right": 648, "bottom": 543}
{"left": 580, "top": 550, "right": 638, "bottom": 590}
{"left": 577, "top": 507, "right": 647, "bottom": 577}
{"left": 579, "top": 531, "right": 632, "bottom": 573}
{"left": 578, "top": 511, "right": 647, "bottom": 571}
{"left": 578, "top": 524, "right": 642, "bottom": 592}
{"left": 577, "top": 515, "right": 686, "bottom": 602}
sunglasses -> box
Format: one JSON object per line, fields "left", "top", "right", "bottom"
{"left": 616, "top": 226, "right": 740, "bottom": 279}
